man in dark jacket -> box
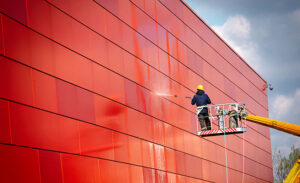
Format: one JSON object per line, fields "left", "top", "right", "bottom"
{"left": 191, "top": 85, "right": 212, "bottom": 130}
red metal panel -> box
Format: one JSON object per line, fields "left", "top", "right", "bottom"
{"left": 92, "top": 63, "right": 126, "bottom": 104}
{"left": 173, "top": 127, "right": 185, "bottom": 152}
{"left": 93, "top": 94, "right": 127, "bottom": 132}
{"left": 113, "top": 131, "right": 129, "bottom": 163}
{"left": 89, "top": 33, "right": 109, "bottom": 67}
{"left": 227, "top": 169, "right": 242, "bottom": 183}
{"left": 32, "top": 70, "right": 57, "bottom": 112}
{"left": 10, "top": 102, "right": 80, "bottom": 153}
{"left": 78, "top": 122, "right": 114, "bottom": 160}
{"left": 0, "top": 15, "right": 3, "bottom": 55}
{"left": 175, "top": 151, "right": 186, "bottom": 175}
{"left": 2, "top": 15, "right": 56, "bottom": 74}
{"left": 176, "top": 174, "right": 187, "bottom": 183}
{"left": 46, "top": 0, "right": 195, "bottom": 116}
{"left": 135, "top": 0, "right": 269, "bottom": 110}
{"left": 39, "top": 150, "right": 63, "bottom": 183}
{"left": 166, "top": 172, "right": 177, "bottom": 183}
{"left": 164, "top": 123, "right": 175, "bottom": 149}
{"left": 153, "top": 118, "right": 165, "bottom": 145}
{"left": 165, "top": 147, "right": 176, "bottom": 173}
{"left": 155, "top": 170, "right": 167, "bottom": 183}
{"left": 55, "top": 80, "right": 77, "bottom": 118}
{"left": 61, "top": 154, "right": 101, "bottom": 183}
{"left": 0, "top": 99, "right": 11, "bottom": 143}
{"left": 0, "top": 0, "right": 27, "bottom": 24}
{"left": 74, "top": 56, "right": 93, "bottom": 90}
{"left": 126, "top": 108, "right": 153, "bottom": 141}
{"left": 185, "top": 154, "right": 203, "bottom": 179}
{"left": 153, "top": 144, "right": 166, "bottom": 171}
{"left": 0, "top": 56, "right": 33, "bottom": 105}
{"left": 107, "top": 40, "right": 126, "bottom": 74}
{"left": 56, "top": 80, "right": 95, "bottom": 123}
{"left": 99, "top": 159, "right": 130, "bottom": 183}
{"left": 130, "top": 165, "right": 144, "bottom": 183}
{"left": 143, "top": 167, "right": 156, "bottom": 182}
{"left": 0, "top": 144, "right": 40, "bottom": 183}
{"left": 0, "top": 0, "right": 272, "bottom": 182}
{"left": 128, "top": 136, "right": 142, "bottom": 165}
{"left": 141, "top": 140, "right": 155, "bottom": 168}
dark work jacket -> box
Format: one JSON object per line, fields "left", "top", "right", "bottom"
{"left": 191, "top": 90, "right": 211, "bottom": 114}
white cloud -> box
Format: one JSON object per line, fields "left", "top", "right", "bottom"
{"left": 272, "top": 94, "right": 293, "bottom": 119}
{"left": 270, "top": 89, "right": 300, "bottom": 123}
{"left": 212, "top": 15, "right": 263, "bottom": 74}
{"left": 270, "top": 89, "right": 300, "bottom": 157}
{"left": 213, "top": 15, "right": 250, "bottom": 40}
{"left": 289, "top": 9, "right": 300, "bottom": 25}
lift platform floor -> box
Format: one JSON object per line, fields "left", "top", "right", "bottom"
{"left": 197, "top": 127, "right": 247, "bottom": 137}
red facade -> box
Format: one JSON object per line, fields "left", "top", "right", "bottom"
{"left": 0, "top": 0, "right": 272, "bottom": 182}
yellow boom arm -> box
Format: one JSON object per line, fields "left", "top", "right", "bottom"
{"left": 246, "top": 115, "right": 300, "bottom": 136}
{"left": 284, "top": 159, "right": 300, "bottom": 183}
{"left": 246, "top": 114, "right": 300, "bottom": 182}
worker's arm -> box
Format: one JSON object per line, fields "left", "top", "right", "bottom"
{"left": 206, "top": 94, "right": 211, "bottom": 104}
{"left": 191, "top": 96, "right": 196, "bottom": 105}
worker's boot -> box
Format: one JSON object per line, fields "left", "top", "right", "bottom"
{"left": 199, "top": 116, "right": 206, "bottom": 131}
{"left": 229, "top": 116, "right": 238, "bottom": 128}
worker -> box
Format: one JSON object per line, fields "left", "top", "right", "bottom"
{"left": 191, "top": 85, "right": 212, "bottom": 130}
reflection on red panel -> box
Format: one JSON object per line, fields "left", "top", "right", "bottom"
{"left": 143, "top": 167, "right": 156, "bottom": 183}
{"left": 0, "top": 0, "right": 271, "bottom": 182}
{"left": 141, "top": 140, "right": 155, "bottom": 168}
{"left": 154, "top": 144, "right": 166, "bottom": 170}
{"left": 61, "top": 154, "right": 100, "bottom": 183}
{"left": 79, "top": 122, "right": 114, "bottom": 160}
{"left": 94, "top": 94, "right": 127, "bottom": 132}
{"left": 155, "top": 170, "right": 167, "bottom": 183}
{"left": 113, "top": 131, "right": 129, "bottom": 163}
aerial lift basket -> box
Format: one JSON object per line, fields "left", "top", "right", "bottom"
{"left": 197, "top": 103, "right": 247, "bottom": 137}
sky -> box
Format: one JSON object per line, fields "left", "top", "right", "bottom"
{"left": 185, "top": 0, "right": 300, "bottom": 157}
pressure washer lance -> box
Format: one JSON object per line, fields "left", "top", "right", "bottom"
{"left": 173, "top": 95, "right": 192, "bottom": 99}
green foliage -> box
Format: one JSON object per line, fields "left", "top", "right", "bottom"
{"left": 272, "top": 145, "right": 300, "bottom": 183}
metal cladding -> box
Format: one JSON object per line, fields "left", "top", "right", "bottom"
{"left": 0, "top": 0, "right": 272, "bottom": 182}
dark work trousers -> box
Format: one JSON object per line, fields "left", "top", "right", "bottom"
{"left": 198, "top": 113, "right": 211, "bottom": 130}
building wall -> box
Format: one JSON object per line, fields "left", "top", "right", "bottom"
{"left": 0, "top": 0, "right": 272, "bottom": 182}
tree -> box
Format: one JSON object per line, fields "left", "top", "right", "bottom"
{"left": 272, "top": 145, "right": 300, "bottom": 183}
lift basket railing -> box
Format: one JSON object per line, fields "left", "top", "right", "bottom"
{"left": 196, "top": 103, "right": 247, "bottom": 136}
